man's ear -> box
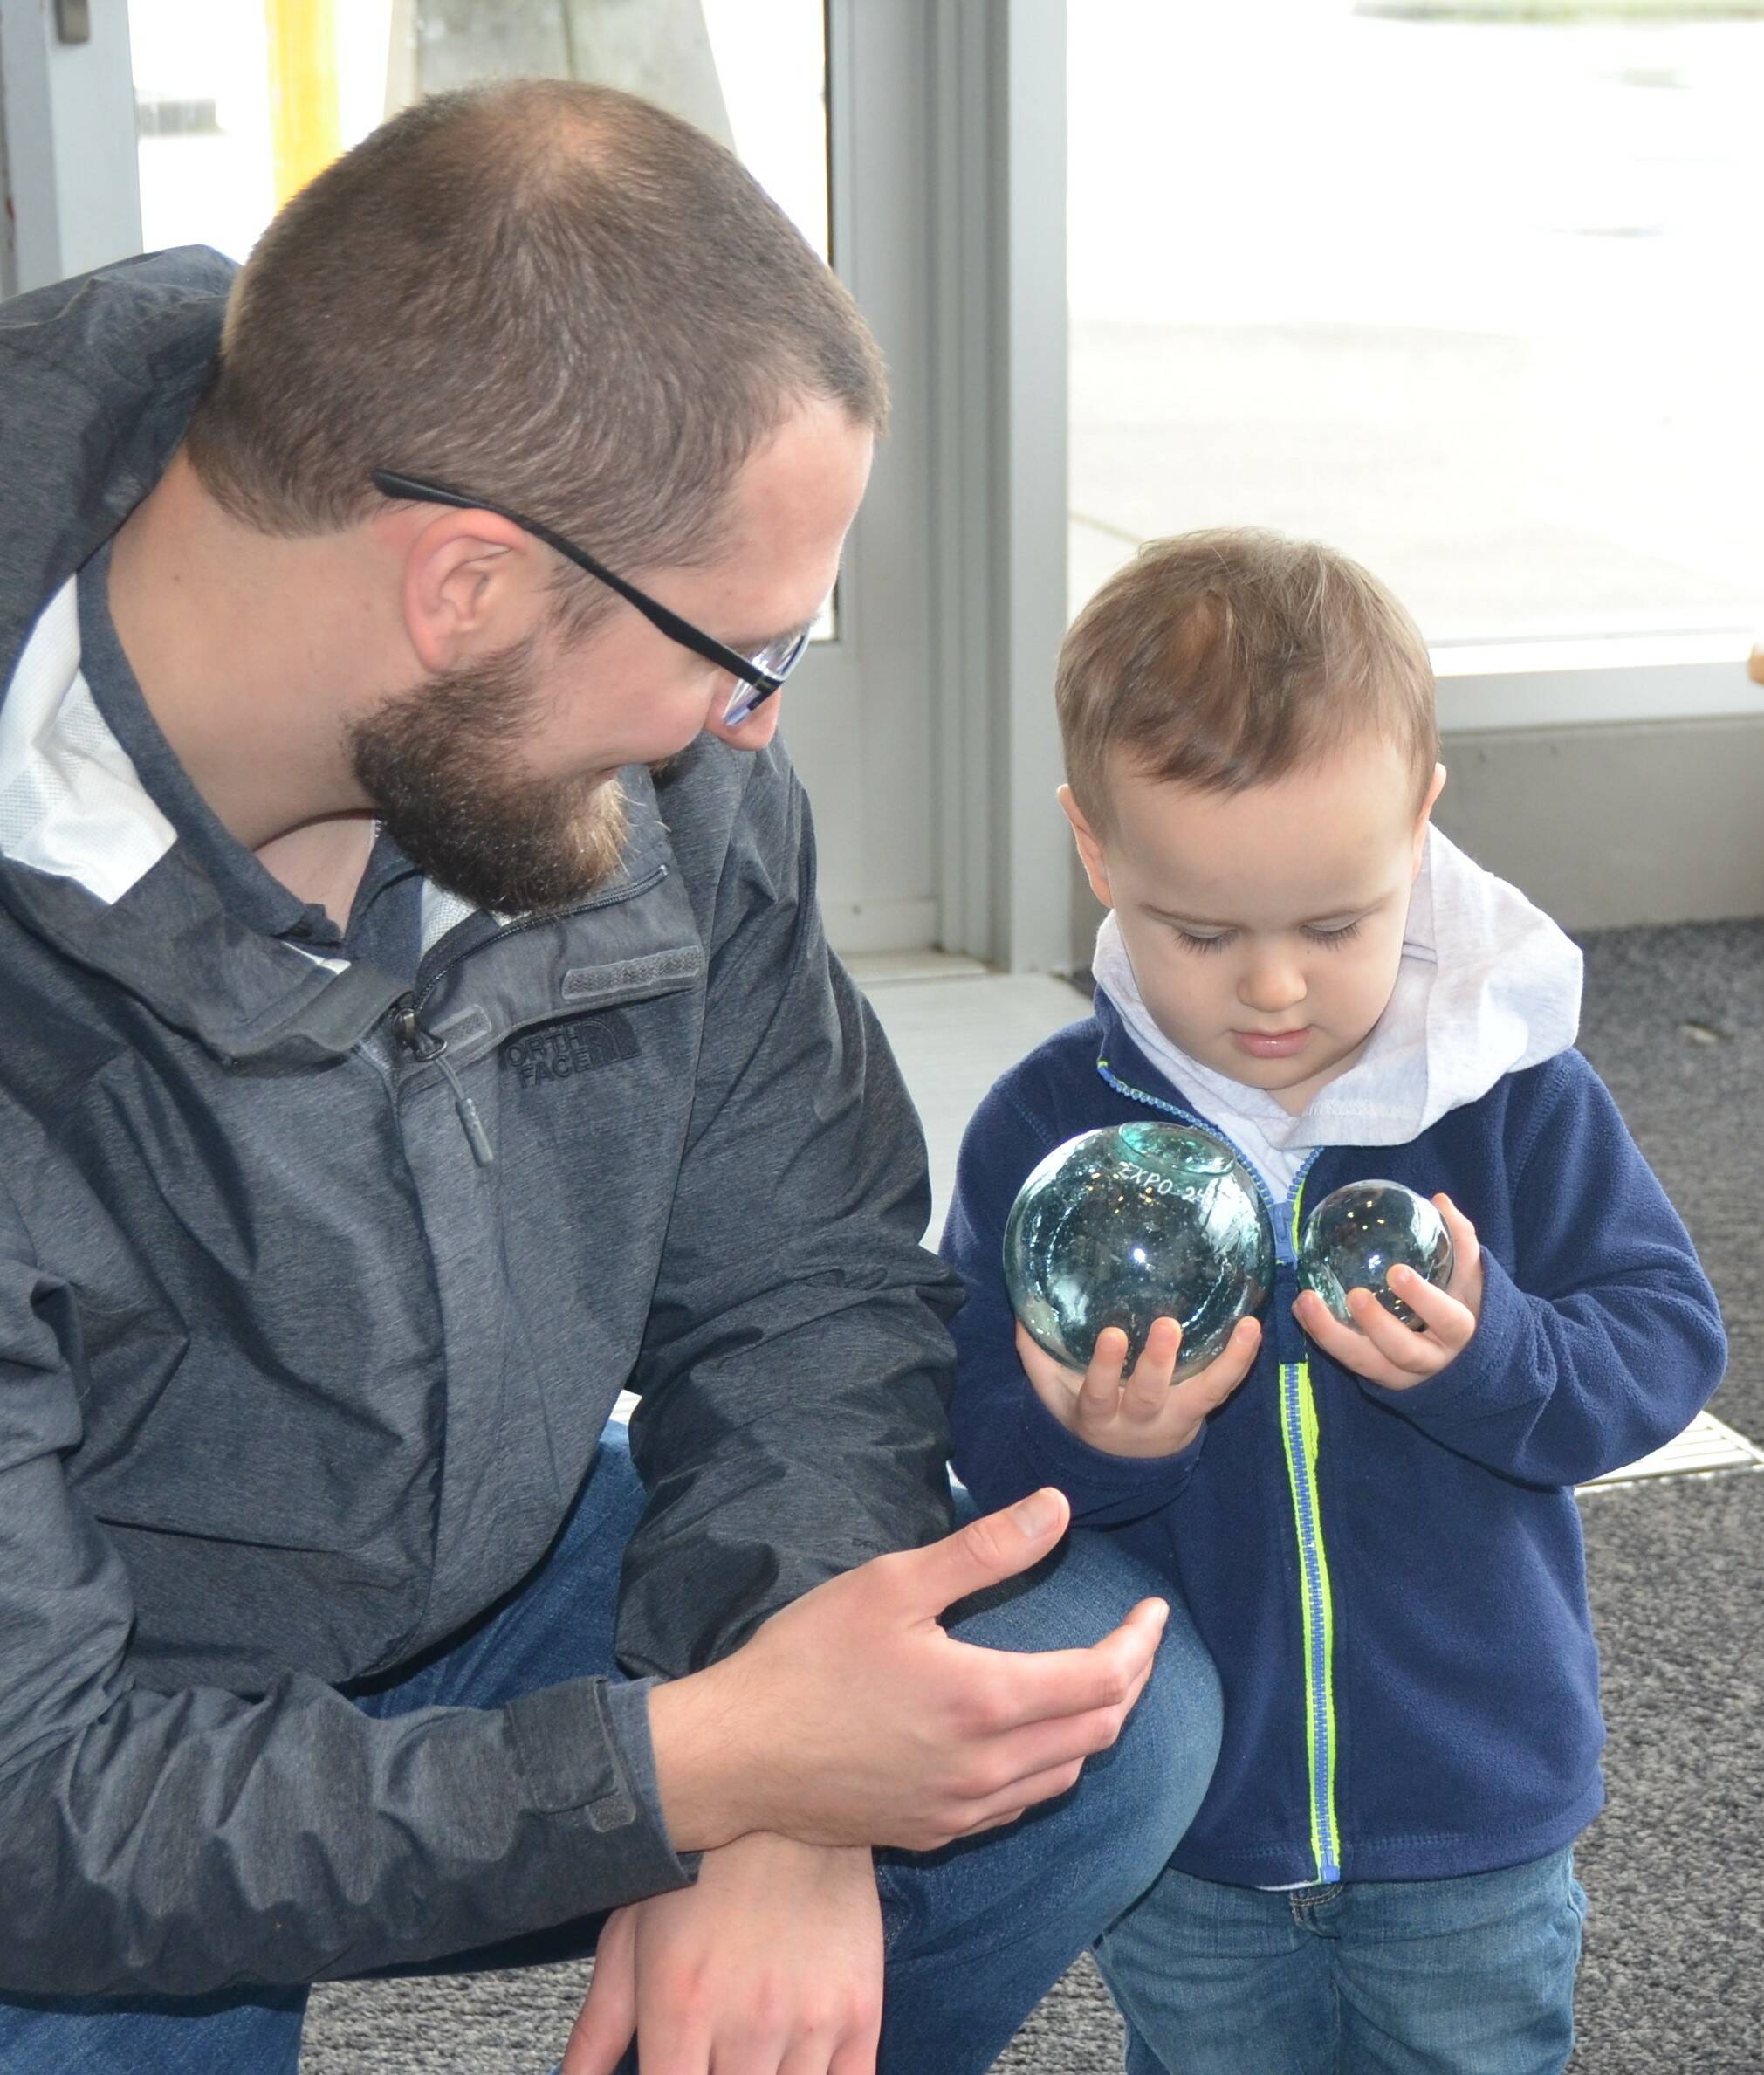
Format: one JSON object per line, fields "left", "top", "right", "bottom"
{"left": 1412, "top": 762, "right": 1447, "bottom": 874}
{"left": 1058, "top": 785, "right": 1115, "bottom": 910}
{"left": 393, "top": 508, "right": 536, "bottom": 674}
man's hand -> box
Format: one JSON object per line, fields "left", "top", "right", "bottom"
{"left": 1014, "top": 1315, "right": 1260, "bottom": 1459}
{"left": 647, "top": 1486, "right": 1169, "bottom": 1856}
{"left": 1294, "top": 1192, "right": 1484, "bottom": 1391}
{"left": 562, "top": 1836, "right": 882, "bottom": 2075}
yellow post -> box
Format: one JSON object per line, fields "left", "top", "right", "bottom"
{"left": 265, "top": 0, "right": 342, "bottom": 209}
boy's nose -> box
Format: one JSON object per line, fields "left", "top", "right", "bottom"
{"left": 1239, "top": 957, "right": 1307, "bottom": 1016}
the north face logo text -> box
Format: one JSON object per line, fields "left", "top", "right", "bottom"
{"left": 503, "top": 1013, "right": 639, "bottom": 1086}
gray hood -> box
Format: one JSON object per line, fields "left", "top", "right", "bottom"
{"left": 0, "top": 248, "right": 691, "bottom": 1068}
{"left": 0, "top": 246, "right": 236, "bottom": 668}
{"left": 0, "top": 246, "right": 418, "bottom": 1062}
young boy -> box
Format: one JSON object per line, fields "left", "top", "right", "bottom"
{"left": 942, "top": 530, "right": 1726, "bottom": 2074}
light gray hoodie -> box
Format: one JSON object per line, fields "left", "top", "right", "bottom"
{"left": 1092, "top": 826, "right": 1585, "bottom": 1194}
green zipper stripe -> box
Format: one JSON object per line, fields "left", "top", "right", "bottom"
{"left": 1275, "top": 1357, "right": 1321, "bottom": 1872}
{"left": 1281, "top": 1183, "right": 1342, "bottom": 1883}
{"left": 1301, "top": 1360, "right": 1342, "bottom": 1878}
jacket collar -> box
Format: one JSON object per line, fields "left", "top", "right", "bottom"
{"left": 0, "top": 249, "right": 237, "bottom": 695}
{"left": 0, "top": 763, "right": 688, "bottom": 1066}
{"left": 1090, "top": 988, "right": 1201, "bottom": 1115}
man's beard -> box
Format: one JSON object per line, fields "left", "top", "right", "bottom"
{"left": 348, "top": 637, "right": 630, "bottom": 916}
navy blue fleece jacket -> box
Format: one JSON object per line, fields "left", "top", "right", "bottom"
{"left": 943, "top": 994, "right": 1726, "bottom": 1886}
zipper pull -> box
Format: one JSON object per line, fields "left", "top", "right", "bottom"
{"left": 393, "top": 1001, "right": 496, "bottom": 1166}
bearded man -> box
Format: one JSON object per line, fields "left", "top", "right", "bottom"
{"left": 0, "top": 81, "right": 1218, "bottom": 2075}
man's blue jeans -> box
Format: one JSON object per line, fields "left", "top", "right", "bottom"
{"left": 0, "top": 1426, "right": 1222, "bottom": 2072}
{"left": 1095, "top": 1847, "right": 1587, "bottom": 2075}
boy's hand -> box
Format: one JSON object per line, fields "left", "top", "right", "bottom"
{"left": 1294, "top": 1192, "right": 1483, "bottom": 1391}
{"left": 1014, "top": 1312, "right": 1261, "bottom": 1458}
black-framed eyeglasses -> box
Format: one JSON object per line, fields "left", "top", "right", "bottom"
{"left": 370, "top": 468, "right": 812, "bottom": 725}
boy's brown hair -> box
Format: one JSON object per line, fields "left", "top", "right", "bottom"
{"left": 1055, "top": 529, "right": 1438, "bottom": 829}
{"left": 183, "top": 80, "right": 886, "bottom": 634}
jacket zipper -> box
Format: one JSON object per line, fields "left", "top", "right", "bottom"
{"left": 388, "top": 861, "right": 670, "bottom": 1169}
{"left": 393, "top": 1000, "right": 495, "bottom": 1166}
{"left": 407, "top": 862, "right": 669, "bottom": 1025}
{"left": 1277, "top": 1185, "right": 1342, "bottom": 1885}
{"left": 1095, "top": 1055, "right": 1342, "bottom": 1883}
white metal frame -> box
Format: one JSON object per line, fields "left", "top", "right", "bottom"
{"left": 1435, "top": 636, "right": 1764, "bottom": 736}
{"left": 927, "top": 0, "right": 1071, "bottom": 973}
{"left": 784, "top": 0, "right": 943, "bottom": 958}
{"left": 778, "top": 0, "right": 1076, "bottom": 972}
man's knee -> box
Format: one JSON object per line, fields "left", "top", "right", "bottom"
{"left": 945, "top": 1527, "right": 1221, "bottom": 1902}
{"left": 1056, "top": 1532, "right": 1221, "bottom": 1881}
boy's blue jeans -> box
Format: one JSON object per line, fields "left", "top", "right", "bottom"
{"left": 0, "top": 1426, "right": 1222, "bottom": 2073}
{"left": 1095, "top": 1847, "right": 1587, "bottom": 2075}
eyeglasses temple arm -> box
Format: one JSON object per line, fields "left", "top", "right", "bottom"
{"left": 368, "top": 469, "right": 774, "bottom": 688}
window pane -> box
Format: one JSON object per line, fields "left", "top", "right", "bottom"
{"left": 130, "top": 1, "right": 276, "bottom": 269}
{"left": 1068, "top": 0, "right": 1764, "bottom": 649}
{"left": 129, "top": 0, "right": 827, "bottom": 267}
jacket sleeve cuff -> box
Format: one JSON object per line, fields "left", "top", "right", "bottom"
{"left": 1355, "top": 1248, "right": 1532, "bottom": 1427}
{"left": 1017, "top": 1384, "right": 1203, "bottom": 1524}
{"left": 504, "top": 1675, "right": 697, "bottom": 1888}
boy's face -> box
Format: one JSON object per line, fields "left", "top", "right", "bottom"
{"left": 1064, "top": 739, "right": 1446, "bottom": 1116}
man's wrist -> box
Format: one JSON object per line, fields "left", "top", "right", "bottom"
{"left": 708, "top": 1831, "right": 871, "bottom": 1874}
{"left": 646, "top": 1663, "right": 765, "bottom": 1855}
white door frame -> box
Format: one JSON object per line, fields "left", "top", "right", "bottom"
{"left": 924, "top": 0, "right": 1072, "bottom": 974}
{"left": 782, "top": 0, "right": 943, "bottom": 958}
{"left": 724, "top": 0, "right": 1075, "bottom": 971}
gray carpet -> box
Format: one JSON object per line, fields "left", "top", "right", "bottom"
{"left": 1559, "top": 921, "right": 1764, "bottom": 2074}
{"left": 303, "top": 919, "right": 1764, "bottom": 2071}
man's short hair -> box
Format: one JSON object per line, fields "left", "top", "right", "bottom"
{"left": 183, "top": 81, "right": 886, "bottom": 626}
{"left": 1056, "top": 529, "right": 1438, "bottom": 831}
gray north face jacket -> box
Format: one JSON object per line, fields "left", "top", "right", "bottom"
{"left": 0, "top": 251, "right": 959, "bottom": 1995}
